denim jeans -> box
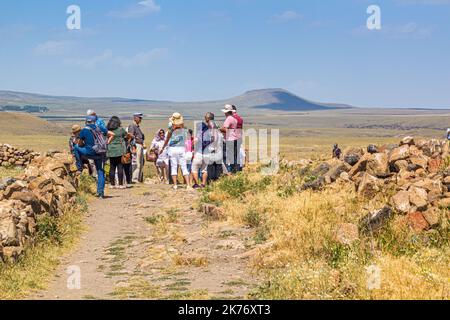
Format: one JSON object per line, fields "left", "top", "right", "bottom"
{"left": 74, "top": 145, "right": 105, "bottom": 197}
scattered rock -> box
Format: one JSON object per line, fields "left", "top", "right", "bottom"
{"left": 202, "top": 204, "right": 225, "bottom": 220}
{"left": 391, "top": 191, "right": 411, "bottom": 214}
{"left": 358, "top": 173, "right": 382, "bottom": 197}
{"left": 422, "top": 208, "right": 440, "bottom": 228}
{"left": 407, "top": 212, "right": 430, "bottom": 233}
{"left": 408, "top": 187, "right": 428, "bottom": 212}
{"left": 360, "top": 206, "right": 393, "bottom": 233}
{"left": 389, "top": 145, "right": 410, "bottom": 164}
{"left": 335, "top": 223, "right": 359, "bottom": 245}
{"left": 366, "top": 153, "right": 389, "bottom": 178}
{"left": 400, "top": 136, "right": 415, "bottom": 146}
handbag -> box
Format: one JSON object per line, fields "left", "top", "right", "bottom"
{"left": 121, "top": 136, "right": 132, "bottom": 164}
{"left": 146, "top": 150, "right": 158, "bottom": 162}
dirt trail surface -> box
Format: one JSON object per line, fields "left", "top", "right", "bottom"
{"left": 32, "top": 183, "right": 259, "bottom": 300}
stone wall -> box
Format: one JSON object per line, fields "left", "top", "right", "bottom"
{"left": 0, "top": 150, "right": 78, "bottom": 263}
{"left": 0, "top": 144, "right": 40, "bottom": 168}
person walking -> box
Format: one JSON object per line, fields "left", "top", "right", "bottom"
{"left": 151, "top": 129, "right": 169, "bottom": 183}
{"left": 73, "top": 116, "right": 108, "bottom": 198}
{"left": 161, "top": 112, "right": 191, "bottom": 190}
{"left": 106, "top": 116, "right": 127, "bottom": 189}
{"left": 220, "top": 104, "right": 240, "bottom": 174}
{"left": 128, "top": 113, "right": 145, "bottom": 183}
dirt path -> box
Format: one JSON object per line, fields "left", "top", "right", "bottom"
{"left": 32, "top": 182, "right": 259, "bottom": 300}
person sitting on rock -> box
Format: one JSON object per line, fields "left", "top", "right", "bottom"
{"left": 69, "top": 124, "right": 94, "bottom": 176}
{"left": 73, "top": 116, "right": 108, "bottom": 199}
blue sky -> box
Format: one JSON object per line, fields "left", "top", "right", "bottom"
{"left": 0, "top": 0, "right": 449, "bottom": 108}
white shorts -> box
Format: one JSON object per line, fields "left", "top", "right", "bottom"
{"left": 191, "top": 153, "right": 210, "bottom": 173}
{"left": 168, "top": 146, "right": 189, "bottom": 176}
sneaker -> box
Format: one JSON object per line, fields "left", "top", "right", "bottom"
{"left": 173, "top": 185, "right": 178, "bottom": 190}
{"left": 193, "top": 184, "right": 200, "bottom": 189}
{"left": 97, "top": 194, "right": 105, "bottom": 199}
{"left": 186, "top": 186, "right": 193, "bottom": 190}
{"left": 118, "top": 185, "right": 126, "bottom": 190}
{"left": 109, "top": 185, "right": 117, "bottom": 189}
{"left": 201, "top": 184, "right": 206, "bottom": 188}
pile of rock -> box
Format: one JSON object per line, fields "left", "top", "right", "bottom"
{"left": 303, "top": 137, "right": 450, "bottom": 233}
{"left": 0, "top": 150, "right": 78, "bottom": 263}
{"left": 0, "top": 144, "right": 39, "bottom": 168}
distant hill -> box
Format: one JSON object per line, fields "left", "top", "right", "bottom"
{"left": 0, "top": 89, "right": 353, "bottom": 118}
{"left": 226, "top": 89, "right": 353, "bottom": 111}
{"left": 0, "top": 112, "right": 65, "bottom": 135}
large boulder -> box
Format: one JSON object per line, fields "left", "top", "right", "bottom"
{"left": 408, "top": 187, "right": 428, "bottom": 212}
{"left": 409, "top": 156, "right": 428, "bottom": 170}
{"left": 311, "top": 163, "right": 331, "bottom": 177}
{"left": 391, "top": 190, "right": 411, "bottom": 214}
{"left": 428, "top": 157, "right": 442, "bottom": 174}
{"left": 358, "top": 173, "right": 382, "bottom": 197}
{"left": 324, "top": 160, "right": 351, "bottom": 183}
{"left": 366, "top": 153, "right": 390, "bottom": 178}
{"left": 388, "top": 145, "right": 410, "bottom": 164}
{"left": 412, "top": 178, "right": 443, "bottom": 195}
{"left": 348, "top": 153, "right": 372, "bottom": 177}
{"left": 343, "top": 147, "right": 364, "bottom": 166}
{"left": 400, "top": 136, "right": 415, "bottom": 146}
{"left": 407, "top": 212, "right": 430, "bottom": 233}
{"left": 393, "top": 160, "right": 409, "bottom": 173}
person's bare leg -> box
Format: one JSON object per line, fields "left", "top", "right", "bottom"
{"left": 172, "top": 175, "right": 178, "bottom": 189}
{"left": 192, "top": 171, "right": 200, "bottom": 185}
{"left": 184, "top": 175, "right": 192, "bottom": 189}
{"left": 202, "top": 171, "right": 208, "bottom": 186}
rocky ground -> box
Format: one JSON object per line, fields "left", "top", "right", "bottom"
{"left": 293, "top": 137, "right": 450, "bottom": 235}
{"left": 32, "top": 183, "right": 259, "bottom": 300}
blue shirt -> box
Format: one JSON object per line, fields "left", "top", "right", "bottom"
{"left": 95, "top": 118, "right": 108, "bottom": 135}
{"left": 168, "top": 123, "right": 187, "bottom": 147}
{"left": 79, "top": 124, "right": 97, "bottom": 153}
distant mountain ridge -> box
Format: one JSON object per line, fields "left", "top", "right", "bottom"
{"left": 0, "top": 88, "right": 354, "bottom": 117}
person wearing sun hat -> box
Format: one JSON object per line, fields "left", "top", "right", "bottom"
{"left": 220, "top": 104, "right": 240, "bottom": 173}
{"left": 162, "top": 112, "right": 192, "bottom": 190}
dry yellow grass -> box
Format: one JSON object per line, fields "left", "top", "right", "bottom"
{"left": 201, "top": 166, "right": 450, "bottom": 300}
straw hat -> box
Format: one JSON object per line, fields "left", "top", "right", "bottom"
{"left": 72, "top": 124, "right": 82, "bottom": 134}
{"left": 221, "top": 104, "right": 234, "bottom": 114}
{"left": 170, "top": 112, "right": 184, "bottom": 126}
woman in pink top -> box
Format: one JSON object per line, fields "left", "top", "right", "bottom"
{"left": 185, "top": 129, "right": 194, "bottom": 175}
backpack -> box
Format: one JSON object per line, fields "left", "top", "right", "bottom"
{"left": 87, "top": 126, "right": 107, "bottom": 155}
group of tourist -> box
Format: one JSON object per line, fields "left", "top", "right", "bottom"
{"left": 69, "top": 106, "right": 245, "bottom": 198}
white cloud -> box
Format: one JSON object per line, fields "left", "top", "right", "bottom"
{"left": 271, "top": 11, "right": 302, "bottom": 23}
{"left": 64, "top": 48, "right": 168, "bottom": 68}
{"left": 155, "top": 24, "right": 169, "bottom": 31}
{"left": 64, "top": 49, "right": 113, "bottom": 68}
{"left": 352, "top": 22, "right": 434, "bottom": 39}
{"left": 109, "top": 0, "right": 161, "bottom": 19}
{"left": 114, "top": 48, "right": 169, "bottom": 67}
{"left": 34, "top": 41, "right": 74, "bottom": 56}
